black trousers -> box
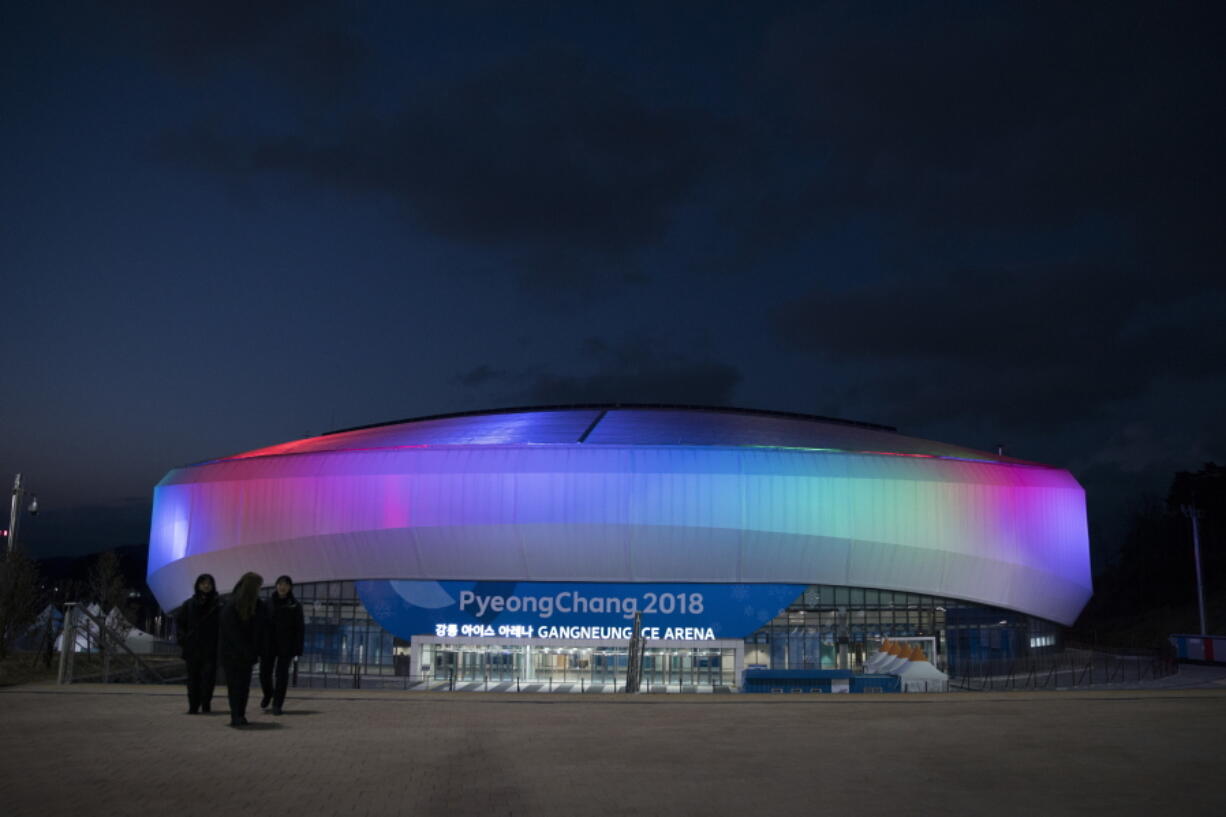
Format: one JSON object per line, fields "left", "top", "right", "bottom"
{"left": 184, "top": 655, "right": 216, "bottom": 712}
{"left": 259, "top": 653, "right": 293, "bottom": 708}
{"left": 223, "top": 660, "right": 255, "bottom": 722}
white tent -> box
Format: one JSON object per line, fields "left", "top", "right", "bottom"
{"left": 122, "top": 627, "right": 161, "bottom": 655}
{"left": 864, "top": 641, "right": 891, "bottom": 673}
{"left": 54, "top": 604, "right": 160, "bottom": 654}
{"left": 878, "top": 644, "right": 913, "bottom": 674}
{"left": 865, "top": 640, "right": 905, "bottom": 673}
{"left": 894, "top": 660, "right": 949, "bottom": 692}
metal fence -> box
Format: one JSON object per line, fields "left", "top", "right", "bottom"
{"left": 950, "top": 645, "right": 1178, "bottom": 691}
{"left": 56, "top": 604, "right": 183, "bottom": 685}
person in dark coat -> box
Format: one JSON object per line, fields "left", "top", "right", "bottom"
{"left": 174, "top": 573, "right": 220, "bottom": 714}
{"left": 219, "top": 572, "right": 267, "bottom": 728}
{"left": 260, "top": 574, "right": 305, "bottom": 716}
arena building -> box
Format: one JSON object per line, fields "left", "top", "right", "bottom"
{"left": 146, "top": 405, "right": 1092, "bottom": 689}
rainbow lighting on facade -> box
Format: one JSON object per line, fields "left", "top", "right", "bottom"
{"left": 147, "top": 405, "right": 1092, "bottom": 633}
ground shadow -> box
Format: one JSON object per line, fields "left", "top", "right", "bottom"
{"left": 275, "top": 709, "right": 320, "bottom": 716}
{"left": 229, "top": 721, "right": 282, "bottom": 730}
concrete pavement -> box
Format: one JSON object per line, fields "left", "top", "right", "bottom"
{"left": 1, "top": 682, "right": 1224, "bottom": 817}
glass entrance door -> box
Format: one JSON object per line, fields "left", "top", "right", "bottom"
{"left": 416, "top": 640, "right": 739, "bottom": 688}
{"left": 432, "top": 649, "right": 457, "bottom": 681}
{"left": 487, "top": 649, "right": 518, "bottom": 682}
{"left": 591, "top": 648, "right": 622, "bottom": 684}
{"left": 460, "top": 649, "right": 485, "bottom": 681}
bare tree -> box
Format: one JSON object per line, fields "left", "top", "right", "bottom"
{"left": 0, "top": 548, "right": 42, "bottom": 660}
{"left": 86, "top": 551, "right": 132, "bottom": 672}
{"left": 88, "top": 551, "right": 128, "bottom": 617}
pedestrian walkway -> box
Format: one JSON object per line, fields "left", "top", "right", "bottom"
{"left": 2, "top": 681, "right": 1223, "bottom": 817}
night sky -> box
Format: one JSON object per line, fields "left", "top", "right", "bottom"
{"left": 3, "top": 2, "right": 1222, "bottom": 570}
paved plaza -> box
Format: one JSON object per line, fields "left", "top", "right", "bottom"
{"left": 2, "top": 682, "right": 1224, "bottom": 817}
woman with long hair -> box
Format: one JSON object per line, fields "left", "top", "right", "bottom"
{"left": 219, "top": 572, "right": 267, "bottom": 727}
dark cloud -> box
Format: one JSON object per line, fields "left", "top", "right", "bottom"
{"left": 129, "top": 0, "right": 368, "bottom": 102}
{"left": 459, "top": 337, "right": 742, "bottom": 407}
{"left": 724, "top": 2, "right": 1225, "bottom": 273}
{"left": 131, "top": 0, "right": 304, "bottom": 70}
{"left": 758, "top": 4, "right": 1136, "bottom": 166}
{"left": 775, "top": 263, "right": 1225, "bottom": 430}
{"left": 526, "top": 366, "right": 741, "bottom": 409}
{"left": 157, "top": 49, "right": 727, "bottom": 291}
{"left": 455, "top": 364, "right": 499, "bottom": 388}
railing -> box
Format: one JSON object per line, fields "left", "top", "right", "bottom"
{"left": 950, "top": 646, "right": 1178, "bottom": 691}
{"left": 57, "top": 604, "right": 180, "bottom": 685}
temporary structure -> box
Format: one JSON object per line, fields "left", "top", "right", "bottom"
{"left": 54, "top": 604, "right": 162, "bottom": 654}
{"left": 893, "top": 646, "right": 949, "bottom": 692}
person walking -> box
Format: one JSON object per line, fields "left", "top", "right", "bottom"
{"left": 174, "top": 574, "right": 220, "bottom": 714}
{"left": 260, "top": 575, "right": 305, "bottom": 716}
{"left": 219, "top": 572, "right": 267, "bottom": 728}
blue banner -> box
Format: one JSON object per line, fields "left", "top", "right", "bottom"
{"left": 356, "top": 580, "right": 804, "bottom": 641}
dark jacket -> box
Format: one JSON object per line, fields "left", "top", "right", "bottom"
{"left": 174, "top": 591, "right": 221, "bottom": 661}
{"left": 266, "top": 593, "right": 305, "bottom": 657}
{"left": 219, "top": 598, "right": 268, "bottom": 666}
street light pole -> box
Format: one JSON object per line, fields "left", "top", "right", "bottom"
{"left": 1180, "top": 504, "right": 1208, "bottom": 636}
{"left": 8, "top": 473, "right": 22, "bottom": 553}
{"left": 7, "top": 473, "right": 38, "bottom": 553}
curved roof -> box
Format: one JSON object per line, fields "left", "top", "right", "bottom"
{"left": 148, "top": 404, "right": 1091, "bottom": 626}
{"left": 217, "top": 404, "right": 1041, "bottom": 467}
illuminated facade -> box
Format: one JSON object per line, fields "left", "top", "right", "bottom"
{"left": 147, "top": 405, "right": 1092, "bottom": 687}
